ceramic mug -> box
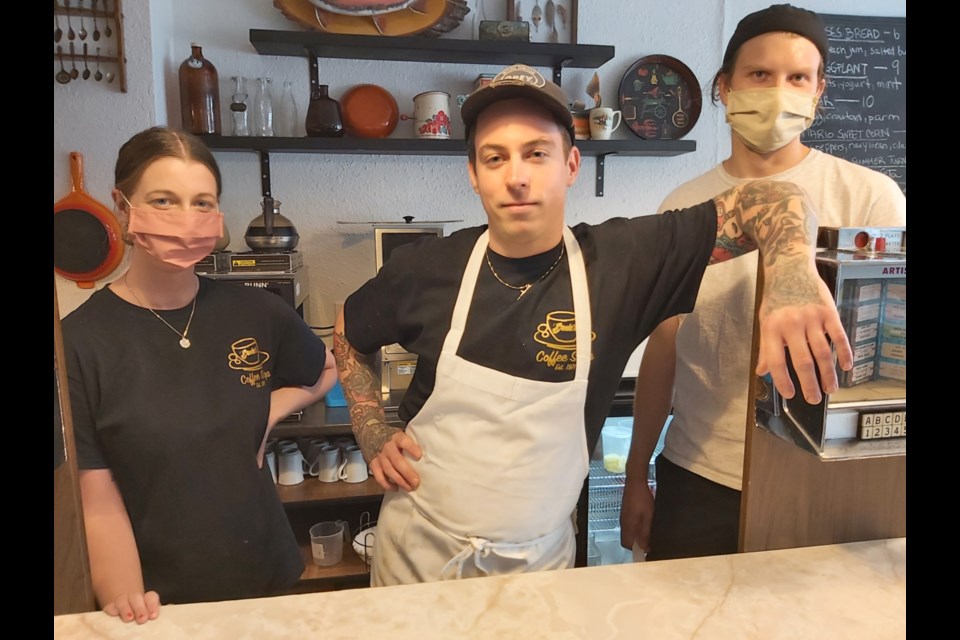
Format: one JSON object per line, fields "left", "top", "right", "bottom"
{"left": 413, "top": 91, "right": 451, "bottom": 139}
{"left": 301, "top": 437, "right": 328, "bottom": 477}
{"left": 572, "top": 110, "right": 591, "bottom": 140}
{"left": 338, "top": 445, "right": 369, "bottom": 483}
{"left": 316, "top": 445, "right": 342, "bottom": 483}
{"left": 265, "top": 450, "right": 277, "bottom": 484}
{"left": 277, "top": 447, "right": 305, "bottom": 485}
{"left": 589, "top": 107, "right": 623, "bottom": 140}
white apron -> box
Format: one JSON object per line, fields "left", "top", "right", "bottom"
{"left": 371, "top": 227, "right": 592, "bottom": 586}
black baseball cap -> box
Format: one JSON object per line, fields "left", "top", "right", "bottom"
{"left": 460, "top": 64, "right": 575, "bottom": 143}
{"left": 723, "top": 4, "right": 830, "bottom": 66}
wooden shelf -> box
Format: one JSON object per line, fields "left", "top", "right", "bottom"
{"left": 297, "top": 539, "right": 370, "bottom": 584}
{"left": 277, "top": 476, "right": 385, "bottom": 506}
{"left": 202, "top": 135, "right": 695, "bottom": 158}
{"left": 249, "top": 29, "right": 615, "bottom": 71}
{"left": 203, "top": 31, "right": 692, "bottom": 196}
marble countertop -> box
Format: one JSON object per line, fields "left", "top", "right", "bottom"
{"left": 53, "top": 537, "right": 905, "bottom": 640}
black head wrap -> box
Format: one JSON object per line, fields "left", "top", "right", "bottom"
{"left": 723, "top": 4, "right": 829, "bottom": 66}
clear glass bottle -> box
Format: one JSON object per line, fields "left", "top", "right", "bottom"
{"left": 305, "top": 84, "right": 344, "bottom": 138}
{"left": 253, "top": 77, "right": 274, "bottom": 137}
{"left": 178, "top": 43, "right": 221, "bottom": 135}
{"left": 229, "top": 76, "right": 250, "bottom": 137}
{"left": 277, "top": 80, "right": 299, "bottom": 137}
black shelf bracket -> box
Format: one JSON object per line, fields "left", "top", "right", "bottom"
{"left": 552, "top": 58, "right": 574, "bottom": 86}
{"left": 595, "top": 154, "right": 611, "bottom": 198}
{"left": 259, "top": 150, "right": 272, "bottom": 198}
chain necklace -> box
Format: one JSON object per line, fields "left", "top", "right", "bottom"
{"left": 124, "top": 276, "right": 198, "bottom": 349}
{"left": 485, "top": 243, "right": 565, "bottom": 301}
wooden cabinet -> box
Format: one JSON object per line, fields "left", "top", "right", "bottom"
{"left": 270, "top": 403, "right": 401, "bottom": 592}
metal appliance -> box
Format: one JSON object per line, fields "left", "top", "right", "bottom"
{"left": 198, "top": 250, "right": 310, "bottom": 320}
{"left": 756, "top": 226, "right": 906, "bottom": 460}
{"left": 373, "top": 222, "right": 446, "bottom": 407}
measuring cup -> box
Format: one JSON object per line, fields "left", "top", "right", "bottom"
{"left": 310, "top": 520, "right": 350, "bottom": 567}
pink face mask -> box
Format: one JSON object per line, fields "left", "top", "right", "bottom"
{"left": 123, "top": 196, "right": 224, "bottom": 269}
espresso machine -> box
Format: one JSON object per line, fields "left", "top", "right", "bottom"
{"left": 755, "top": 226, "right": 906, "bottom": 460}
{"left": 196, "top": 197, "right": 309, "bottom": 320}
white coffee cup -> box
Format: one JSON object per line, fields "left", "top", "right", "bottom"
{"left": 589, "top": 107, "right": 623, "bottom": 140}
{"left": 277, "top": 448, "right": 305, "bottom": 485}
{"left": 316, "top": 445, "right": 342, "bottom": 483}
{"left": 265, "top": 450, "right": 278, "bottom": 484}
{"left": 338, "top": 445, "right": 369, "bottom": 483}
{"left": 301, "top": 437, "right": 328, "bottom": 477}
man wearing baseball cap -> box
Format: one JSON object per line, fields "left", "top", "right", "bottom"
{"left": 334, "top": 61, "right": 853, "bottom": 586}
{"left": 624, "top": 4, "right": 906, "bottom": 562}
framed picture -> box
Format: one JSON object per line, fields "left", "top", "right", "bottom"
{"left": 455, "top": 0, "right": 578, "bottom": 44}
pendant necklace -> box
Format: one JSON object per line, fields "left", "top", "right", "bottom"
{"left": 485, "top": 243, "right": 565, "bottom": 301}
{"left": 124, "top": 276, "right": 198, "bottom": 349}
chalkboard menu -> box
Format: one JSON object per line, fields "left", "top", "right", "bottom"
{"left": 802, "top": 14, "right": 906, "bottom": 195}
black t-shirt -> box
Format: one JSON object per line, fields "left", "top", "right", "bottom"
{"left": 345, "top": 202, "right": 717, "bottom": 452}
{"left": 62, "top": 277, "right": 326, "bottom": 604}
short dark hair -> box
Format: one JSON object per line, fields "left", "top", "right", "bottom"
{"left": 115, "top": 126, "right": 222, "bottom": 198}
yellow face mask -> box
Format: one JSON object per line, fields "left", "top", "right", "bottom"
{"left": 725, "top": 87, "right": 818, "bottom": 153}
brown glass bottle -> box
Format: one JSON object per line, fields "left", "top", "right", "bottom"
{"left": 179, "top": 43, "right": 221, "bottom": 135}
{"left": 305, "top": 84, "right": 344, "bottom": 138}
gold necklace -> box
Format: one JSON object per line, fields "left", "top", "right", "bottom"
{"left": 124, "top": 276, "right": 198, "bottom": 349}
{"left": 485, "top": 243, "right": 565, "bottom": 301}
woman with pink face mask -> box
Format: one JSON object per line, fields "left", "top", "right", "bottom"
{"left": 62, "top": 126, "right": 338, "bottom": 624}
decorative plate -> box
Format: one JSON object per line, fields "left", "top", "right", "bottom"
{"left": 618, "top": 55, "right": 702, "bottom": 140}
{"left": 274, "top": 0, "right": 469, "bottom": 37}
{"left": 340, "top": 84, "right": 399, "bottom": 138}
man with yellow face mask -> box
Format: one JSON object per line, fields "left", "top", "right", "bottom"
{"left": 621, "top": 4, "right": 907, "bottom": 561}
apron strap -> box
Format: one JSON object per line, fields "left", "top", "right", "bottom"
{"left": 438, "top": 524, "right": 572, "bottom": 581}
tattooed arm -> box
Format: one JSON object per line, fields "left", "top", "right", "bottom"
{"left": 711, "top": 179, "right": 853, "bottom": 404}
{"left": 332, "top": 307, "right": 422, "bottom": 492}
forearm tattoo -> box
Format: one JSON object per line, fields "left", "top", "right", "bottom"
{"left": 332, "top": 328, "right": 399, "bottom": 461}
{"left": 716, "top": 179, "right": 822, "bottom": 315}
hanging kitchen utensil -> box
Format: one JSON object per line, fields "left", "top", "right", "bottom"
{"left": 69, "top": 42, "right": 79, "bottom": 79}
{"left": 104, "top": 0, "right": 113, "bottom": 38}
{"left": 54, "top": 152, "right": 125, "bottom": 289}
{"left": 82, "top": 43, "right": 91, "bottom": 80}
{"left": 92, "top": 0, "right": 101, "bottom": 41}
{"left": 94, "top": 46, "right": 103, "bottom": 81}
{"left": 66, "top": 0, "right": 76, "bottom": 40}
{"left": 56, "top": 45, "right": 71, "bottom": 85}
{"left": 244, "top": 197, "right": 300, "bottom": 251}
{"left": 78, "top": 7, "right": 88, "bottom": 40}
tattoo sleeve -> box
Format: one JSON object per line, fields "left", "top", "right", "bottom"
{"left": 332, "top": 328, "right": 400, "bottom": 462}
{"left": 712, "top": 179, "right": 822, "bottom": 316}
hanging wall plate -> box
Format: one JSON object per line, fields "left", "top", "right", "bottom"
{"left": 618, "top": 55, "right": 702, "bottom": 141}
{"left": 274, "top": 0, "right": 469, "bottom": 37}
{"left": 54, "top": 152, "right": 125, "bottom": 289}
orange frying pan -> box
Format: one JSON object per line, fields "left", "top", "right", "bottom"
{"left": 54, "top": 152, "right": 125, "bottom": 289}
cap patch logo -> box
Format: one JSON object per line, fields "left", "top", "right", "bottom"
{"left": 491, "top": 64, "right": 546, "bottom": 89}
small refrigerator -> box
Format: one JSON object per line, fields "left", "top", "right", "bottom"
{"left": 586, "top": 416, "right": 670, "bottom": 565}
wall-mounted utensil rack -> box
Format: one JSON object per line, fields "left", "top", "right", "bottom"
{"left": 52, "top": 0, "right": 127, "bottom": 93}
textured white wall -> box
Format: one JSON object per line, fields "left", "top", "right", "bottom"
{"left": 54, "top": 0, "right": 905, "bottom": 373}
